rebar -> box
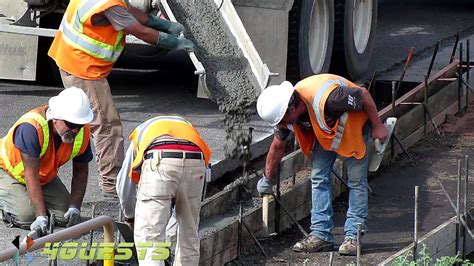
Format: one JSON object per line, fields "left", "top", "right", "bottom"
{"left": 241, "top": 218, "right": 268, "bottom": 258}
{"left": 456, "top": 159, "right": 462, "bottom": 256}
{"left": 450, "top": 32, "right": 460, "bottom": 64}
{"left": 414, "top": 186, "right": 419, "bottom": 261}
{"left": 238, "top": 201, "right": 243, "bottom": 258}
{"left": 271, "top": 193, "right": 309, "bottom": 237}
{"left": 466, "top": 39, "right": 470, "bottom": 112}
{"left": 459, "top": 43, "right": 463, "bottom": 114}
{"left": 368, "top": 71, "right": 378, "bottom": 96}
{"left": 356, "top": 223, "right": 362, "bottom": 266}
{"left": 427, "top": 41, "right": 440, "bottom": 79}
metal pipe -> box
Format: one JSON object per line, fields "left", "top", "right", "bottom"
{"left": 356, "top": 223, "right": 362, "bottom": 266}
{"left": 414, "top": 186, "right": 419, "bottom": 261}
{"left": 0, "top": 215, "right": 115, "bottom": 263}
{"left": 271, "top": 193, "right": 309, "bottom": 238}
{"left": 450, "top": 33, "right": 460, "bottom": 64}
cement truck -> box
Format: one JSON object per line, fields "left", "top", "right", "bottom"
{"left": 0, "top": 0, "right": 376, "bottom": 86}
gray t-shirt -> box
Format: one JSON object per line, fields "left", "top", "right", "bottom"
{"left": 91, "top": 5, "right": 137, "bottom": 31}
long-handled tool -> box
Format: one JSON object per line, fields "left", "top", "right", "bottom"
{"left": 160, "top": 0, "right": 211, "bottom": 98}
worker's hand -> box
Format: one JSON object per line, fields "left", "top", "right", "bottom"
{"left": 64, "top": 207, "right": 82, "bottom": 227}
{"left": 147, "top": 15, "right": 185, "bottom": 36}
{"left": 29, "top": 215, "right": 48, "bottom": 239}
{"left": 257, "top": 175, "right": 273, "bottom": 196}
{"left": 371, "top": 123, "right": 388, "bottom": 143}
{"left": 156, "top": 32, "right": 196, "bottom": 52}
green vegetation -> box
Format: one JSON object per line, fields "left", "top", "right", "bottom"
{"left": 391, "top": 244, "right": 472, "bottom": 266}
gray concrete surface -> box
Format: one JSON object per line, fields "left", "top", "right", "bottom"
{"left": 0, "top": 0, "right": 474, "bottom": 263}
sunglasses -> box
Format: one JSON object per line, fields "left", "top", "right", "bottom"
{"left": 64, "top": 120, "right": 83, "bottom": 130}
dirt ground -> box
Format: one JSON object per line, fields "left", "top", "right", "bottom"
{"left": 229, "top": 100, "right": 474, "bottom": 265}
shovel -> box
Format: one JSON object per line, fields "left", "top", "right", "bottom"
{"left": 160, "top": 0, "right": 211, "bottom": 99}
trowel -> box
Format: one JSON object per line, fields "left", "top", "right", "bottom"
{"left": 369, "top": 117, "right": 397, "bottom": 172}
{"left": 160, "top": 0, "right": 211, "bottom": 99}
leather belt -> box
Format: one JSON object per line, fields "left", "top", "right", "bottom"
{"left": 148, "top": 140, "right": 197, "bottom": 149}
{"left": 144, "top": 151, "right": 203, "bottom": 160}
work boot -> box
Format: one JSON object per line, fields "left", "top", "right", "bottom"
{"left": 338, "top": 238, "right": 358, "bottom": 256}
{"left": 292, "top": 235, "right": 333, "bottom": 252}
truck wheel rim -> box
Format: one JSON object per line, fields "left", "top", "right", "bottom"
{"left": 308, "top": 0, "right": 330, "bottom": 73}
{"left": 352, "top": 0, "right": 373, "bottom": 54}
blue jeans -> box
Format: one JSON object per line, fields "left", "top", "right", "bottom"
{"left": 309, "top": 125, "right": 370, "bottom": 242}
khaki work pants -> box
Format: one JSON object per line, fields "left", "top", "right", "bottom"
{"left": 59, "top": 69, "right": 124, "bottom": 193}
{"left": 134, "top": 150, "right": 205, "bottom": 266}
{"left": 0, "top": 170, "right": 69, "bottom": 228}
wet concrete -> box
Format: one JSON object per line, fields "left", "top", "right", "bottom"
{"left": 168, "top": 0, "right": 261, "bottom": 160}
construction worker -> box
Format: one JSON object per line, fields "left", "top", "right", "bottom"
{"left": 256, "top": 74, "right": 388, "bottom": 255}
{"left": 48, "top": 0, "right": 195, "bottom": 198}
{"left": 0, "top": 88, "right": 94, "bottom": 238}
{"left": 116, "top": 116, "right": 211, "bottom": 265}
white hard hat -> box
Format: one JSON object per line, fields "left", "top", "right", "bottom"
{"left": 47, "top": 87, "right": 94, "bottom": 124}
{"left": 257, "top": 81, "right": 295, "bottom": 126}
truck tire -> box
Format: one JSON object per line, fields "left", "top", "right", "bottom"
{"left": 331, "top": 0, "right": 377, "bottom": 80}
{"left": 287, "top": 0, "right": 335, "bottom": 83}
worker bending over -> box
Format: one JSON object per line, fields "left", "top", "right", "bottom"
{"left": 256, "top": 74, "right": 388, "bottom": 255}
{"left": 49, "top": 0, "right": 195, "bottom": 198}
{"left": 0, "top": 88, "right": 94, "bottom": 238}
{"left": 117, "top": 116, "right": 211, "bottom": 265}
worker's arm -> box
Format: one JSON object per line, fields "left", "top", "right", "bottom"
{"left": 117, "top": 142, "right": 137, "bottom": 220}
{"left": 69, "top": 161, "right": 88, "bottom": 209}
{"left": 126, "top": 5, "right": 149, "bottom": 25}
{"left": 360, "top": 87, "right": 388, "bottom": 142}
{"left": 21, "top": 152, "right": 46, "bottom": 217}
{"left": 264, "top": 135, "right": 287, "bottom": 181}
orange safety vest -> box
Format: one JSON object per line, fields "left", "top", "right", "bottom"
{"left": 48, "top": 0, "right": 127, "bottom": 80}
{"left": 0, "top": 106, "right": 91, "bottom": 185}
{"left": 292, "top": 74, "right": 369, "bottom": 159}
{"left": 128, "top": 116, "right": 212, "bottom": 184}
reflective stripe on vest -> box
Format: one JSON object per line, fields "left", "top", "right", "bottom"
{"left": 136, "top": 116, "right": 192, "bottom": 144}
{"left": 59, "top": 0, "right": 124, "bottom": 63}
{"left": 330, "top": 112, "right": 348, "bottom": 151}
{"left": 313, "top": 79, "right": 348, "bottom": 134}
{"left": 70, "top": 127, "right": 85, "bottom": 160}
{"left": 1, "top": 113, "right": 50, "bottom": 183}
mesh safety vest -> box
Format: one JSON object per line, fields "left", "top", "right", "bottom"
{"left": 48, "top": 0, "right": 127, "bottom": 80}
{"left": 292, "top": 74, "right": 369, "bottom": 159}
{"left": 128, "top": 116, "right": 211, "bottom": 184}
{"left": 0, "top": 106, "right": 91, "bottom": 185}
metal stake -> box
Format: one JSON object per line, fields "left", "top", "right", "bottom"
{"left": 456, "top": 160, "right": 462, "bottom": 256}
{"left": 48, "top": 214, "right": 57, "bottom": 266}
{"left": 356, "top": 223, "right": 362, "bottom": 266}
{"left": 459, "top": 43, "right": 464, "bottom": 114}
{"left": 427, "top": 41, "right": 440, "bottom": 79}
{"left": 392, "top": 133, "right": 412, "bottom": 159}
{"left": 87, "top": 204, "right": 96, "bottom": 266}
{"left": 115, "top": 210, "right": 122, "bottom": 245}
{"left": 466, "top": 39, "right": 470, "bottom": 112}
{"left": 275, "top": 167, "right": 281, "bottom": 234}
{"left": 368, "top": 71, "right": 378, "bottom": 96}
{"left": 414, "top": 186, "right": 419, "bottom": 261}
{"left": 450, "top": 32, "right": 460, "bottom": 64}
{"left": 238, "top": 201, "right": 243, "bottom": 258}
{"left": 271, "top": 193, "right": 309, "bottom": 237}
{"left": 463, "top": 155, "right": 469, "bottom": 258}
{"left": 391, "top": 81, "right": 397, "bottom": 159}
{"left": 241, "top": 218, "right": 268, "bottom": 258}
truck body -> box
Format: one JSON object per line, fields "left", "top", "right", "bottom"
{"left": 0, "top": 0, "right": 377, "bottom": 88}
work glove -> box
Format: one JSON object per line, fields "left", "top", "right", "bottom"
{"left": 257, "top": 175, "right": 273, "bottom": 196}
{"left": 29, "top": 215, "right": 48, "bottom": 239}
{"left": 156, "top": 32, "right": 196, "bottom": 52}
{"left": 64, "top": 207, "right": 82, "bottom": 227}
{"left": 147, "top": 15, "right": 185, "bottom": 36}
